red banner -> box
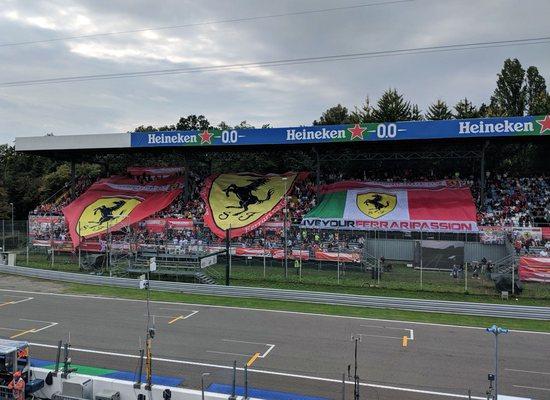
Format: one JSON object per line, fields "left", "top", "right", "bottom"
{"left": 143, "top": 218, "right": 166, "bottom": 233}
{"left": 127, "top": 166, "right": 184, "bottom": 177}
{"left": 314, "top": 251, "right": 361, "bottom": 263}
{"left": 519, "top": 257, "right": 550, "bottom": 283}
{"left": 63, "top": 176, "right": 183, "bottom": 246}
{"left": 166, "top": 218, "right": 194, "bottom": 229}
{"left": 234, "top": 247, "right": 272, "bottom": 257}
{"left": 272, "top": 249, "right": 310, "bottom": 260}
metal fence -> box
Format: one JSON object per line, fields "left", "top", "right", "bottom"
{"left": 6, "top": 219, "right": 549, "bottom": 299}
{"left": 2, "top": 264, "right": 550, "bottom": 320}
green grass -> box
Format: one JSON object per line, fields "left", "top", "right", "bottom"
{"left": 66, "top": 283, "right": 550, "bottom": 333}
{"left": 209, "top": 262, "right": 550, "bottom": 306}
{"left": 16, "top": 251, "right": 550, "bottom": 306}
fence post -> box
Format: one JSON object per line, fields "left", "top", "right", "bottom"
{"left": 420, "top": 230, "right": 423, "bottom": 290}
{"left": 229, "top": 360, "right": 237, "bottom": 400}
{"left": 511, "top": 261, "right": 515, "bottom": 295}
{"left": 244, "top": 364, "right": 249, "bottom": 400}
{"left": 2, "top": 220, "right": 5, "bottom": 250}
{"left": 465, "top": 262, "right": 468, "bottom": 293}
{"left": 262, "top": 230, "right": 267, "bottom": 279}
{"left": 342, "top": 372, "right": 346, "bottom": 400}
{"left": 337, "top": 228, "right": 340, "bottom": 284}
{"left": 26, "top": 219, "right": 29, "bottom": 264}
{"left": 50, "top": 217, "right": 54, "bottom": 268}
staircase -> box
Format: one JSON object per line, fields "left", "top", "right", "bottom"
{"left": 361, "top": 249, "right": 378, "bottom": 271}
{"left": 493, "top": 253, "right": 515, "bottom": 274}
{"left": 194, "top": 271, "right": 217, "bottom": 285}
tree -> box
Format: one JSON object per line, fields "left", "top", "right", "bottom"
{"left": 426, "top": 100, "right": 452, "bottom": 120}
{"left": 372, "top": 89, "right": 417, "bottom": 121}
{"left": 234, "top": 121, "right": 255, "bottom": 129}
{"left": 490, "top": 58, "right": 527, "bottom": 116}
{"left": 0, "top": 187, "right": 10, "bottom": 219}
{"left": 313, "top": 104, "right": 351, "bottom": 125}
{"left": 134, "top": 125, "right": 157, "bottom": 132}
{"left": 176, "top": 115, "right": 211, "bottom": 131}
{"left": 409, "top": 104, "right": 423, "bottom": 121}
{"left": 350, "top": 97, "right": 375, "bottom": 123}
{"left": 454, "top": 98, "right": 479, "bottom": 119}
{"left": 525, "top": 66, "right": 550, "bottom": 115}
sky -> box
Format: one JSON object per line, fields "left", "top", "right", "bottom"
{"left": 1, "top": 0, "right": 549, "bottom": 145}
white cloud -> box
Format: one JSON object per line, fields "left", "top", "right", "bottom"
{"left": 0, "top": 0, "right": 549, "bottom": 143}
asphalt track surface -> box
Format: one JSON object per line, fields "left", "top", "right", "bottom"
{"left": 0, "top": 289, "right": 549, "bottom": 400}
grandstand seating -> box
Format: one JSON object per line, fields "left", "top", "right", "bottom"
{"left": 28, "top": 168, "right": 550, "bottom": 251}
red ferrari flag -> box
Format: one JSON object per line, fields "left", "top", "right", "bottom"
{"left": 63, "top": 176, "right": 183, "bottom": 247}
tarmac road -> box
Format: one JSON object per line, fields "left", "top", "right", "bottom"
{"left": 0, "top": 288, "right": 549, "bottom": 400}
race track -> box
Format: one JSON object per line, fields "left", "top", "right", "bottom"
{"left": 0, "top": 287, "right": 548, "bottom": 400}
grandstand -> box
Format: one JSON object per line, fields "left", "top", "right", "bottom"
{"left": 14, "top": 114, "right": 550, "bottom": 293}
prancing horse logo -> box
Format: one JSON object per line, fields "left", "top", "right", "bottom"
{"left": 356, "top": 192, "right": 397, "bottom": 219}
{"left": 94, "top": 200, "right": 126, "bottom": 224}
{"left": 223, "top": 178, "right": 274, "bottom": 216}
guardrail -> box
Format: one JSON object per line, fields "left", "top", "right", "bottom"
{"left": 2, "top": 264, "right": 550, "bottom": 320}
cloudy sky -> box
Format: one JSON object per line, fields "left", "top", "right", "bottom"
{"left": 1, "top": 0, "right": 549, "bottom": 144}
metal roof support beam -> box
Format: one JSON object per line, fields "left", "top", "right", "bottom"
{"left": 318, "top": 149, "right": 483, "bottom": 162}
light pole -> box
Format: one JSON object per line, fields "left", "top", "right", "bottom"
{"left": 201, "top": 372, "right": 210, "bottom": 400}
{"left": 9, "top": 203, "right": 14, "bottom": 240}
{"left": 486, "top": 324, "right": 508, "bottom": 400}
{"left": 282, "top": 177, "right": 288, "bottom": 278}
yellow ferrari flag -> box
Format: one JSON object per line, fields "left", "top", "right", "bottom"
{"left": 201, "top": 172, "right": 306, "bottom": 238}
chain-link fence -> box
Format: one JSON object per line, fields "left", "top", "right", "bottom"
{"left": 6, "top": 218, "right": 549, "bottom": 299}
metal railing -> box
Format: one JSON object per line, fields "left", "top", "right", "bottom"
{"left": 2, "top": 264, "right": 550, "bottom": 320}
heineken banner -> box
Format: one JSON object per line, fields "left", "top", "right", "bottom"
{"left": 63, "top": 176, "right": 183, "bottom": 246}
{"left": 302, "top": 180, "right": 478, "bottom": 233}
{"left": 131, "top": 115, "right": 550, "bottom": 148}
{"left": 201, "top": 172, "right": 308, "bottom": 238}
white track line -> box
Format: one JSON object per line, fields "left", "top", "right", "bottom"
{"left": 182, "top": 310, "right": 198, "bottom": 319}
{"left": 9, "top": 297, "right": 34, "bottom": 304}
{"left": 513, "top": 384, "right": 550, "bottom": 392}
{"left": 359, "top": 325, "right": 415, "bottom": 340}
{"left": 18, "top": 319, "right": 58, "bottom": 333}
{"left": 2, "top": 288, "right": 549, "bottom": 336}
{"left": 221, "top": 339, "right": 275, "bottom": 358}
{"left": 506, "top": 368, "right": 550, "bottom": 375}
{"left": 206, "top": 350, "right": 250, "bottom": 357}
{"left": 29, "top": 342, "right": 485, "bottom": 399}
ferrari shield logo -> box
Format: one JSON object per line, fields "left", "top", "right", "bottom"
{"left": 356, "top": 192, "right": 397, "bottom": 219}
{"left": 208, "top": 173, "right": 297, "bottom": 231}
{"left": 77, "top": 197, "right": 141, "bottom": 237}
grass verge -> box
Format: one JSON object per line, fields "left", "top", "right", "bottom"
{"left": 17, "top": 253, "right": 550, "bottom": 306}
{"left": 67, "top": 283, "right": 550, "bottom": 333}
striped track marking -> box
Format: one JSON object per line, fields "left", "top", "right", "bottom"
{"left": 168, "top": 315, "right": 184, "bottom": 324}
{"left": 0, "top": 296, "right": 33, "bottom": 307}
{"left": 10, "top": 319, "right": 58, "bottom": 339}
{"left": 246, "top": 352, "right": 261, "bottom": 367}
{"left": 29, "top": 342, "right": 487, "bottom": 399}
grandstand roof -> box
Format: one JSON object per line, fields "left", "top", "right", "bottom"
{"left": 15, "top": 115, "right": 549, "bottom": 157}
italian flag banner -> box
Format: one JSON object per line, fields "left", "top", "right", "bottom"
{"left": 302, "top": 180, "right": 478, "bottom": 233}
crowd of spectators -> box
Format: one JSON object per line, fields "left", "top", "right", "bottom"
{"left": 478, "top": 174, "right": 550, "bottom": 227}
{"left": 26, "top": 166, "right": 549, "bottom": 249}
{"left": 30, "top": 176, "right": 95, "bottom": 216}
